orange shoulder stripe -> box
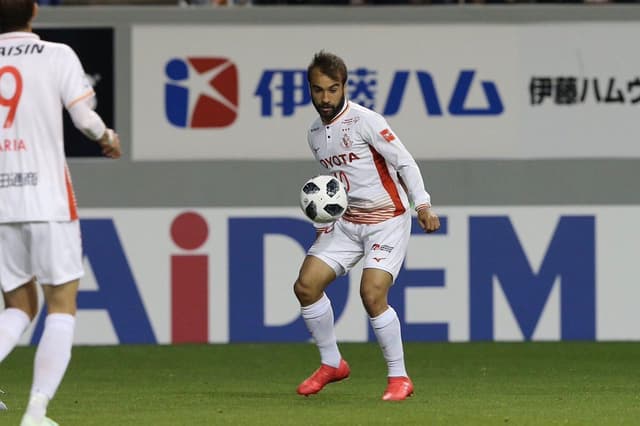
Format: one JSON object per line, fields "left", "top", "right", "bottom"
{"left": 67, "top": 90, "right": 95, "bottom": 109}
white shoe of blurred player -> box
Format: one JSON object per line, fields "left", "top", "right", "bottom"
{"left": 0, "top": 400, "right": 6, "bottom": 410}
{"left": 19, "top": 414, "right": 59, "bottom": 426}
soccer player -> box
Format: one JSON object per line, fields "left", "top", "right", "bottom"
{"left": 0, "top": 1, "right": 121, "bottom": 425}
{"left": 294, "top": 50, "right": 440, "bottom": 401}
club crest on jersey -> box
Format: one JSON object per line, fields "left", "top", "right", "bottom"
{"left": 380, "top": 128, "right": 396, "bottom": 143}
{"left": 341, "top": 133, "right": 352, "bottom": 149}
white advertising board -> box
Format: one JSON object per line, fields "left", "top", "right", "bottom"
{"left": 14, "top": 206, "right": 640, "bottom": 345}
{"left": 131, "top": 24, "right": 517, "bottom": 160}
{"left": 131, "top": 23, "right": 640, "bottom": 160}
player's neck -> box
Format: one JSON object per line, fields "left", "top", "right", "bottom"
{"left": 321, "top": 98, "right": 347, "bottom": 125}
{"left": 0, "top": 28, "right": 30, "bottom": 35}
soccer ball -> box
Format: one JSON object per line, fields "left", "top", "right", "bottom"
{"left": 299, "top": 175, "right": 348, "bottom": 223}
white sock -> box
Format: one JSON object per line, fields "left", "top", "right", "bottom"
{"left": 23, "top": 392, "right": 49, "bottom": 423}
{"left": 0, "top": 308, "right": 30, "bottom": 363}
{"left": 301, "top": 293, "right": 341, "bottom": 368}
{"left": 26, "top": 313, "right": 75, "bottom": 421}
{"left": 370, "top": 306, "right": 407, "bottom": 377}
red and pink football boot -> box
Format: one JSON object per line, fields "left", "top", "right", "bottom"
{"left": 296, "top": 359, "right": 350, "bottom": 396}
{"left": 382, "top": 376, "right": 414, "bottom": 401}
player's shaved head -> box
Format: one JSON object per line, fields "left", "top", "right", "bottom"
{"left": 0, "top": 0, "right": 35, "bottom": 34}
{"left": 308, "top": 50, "right": 348, "bottom": 85}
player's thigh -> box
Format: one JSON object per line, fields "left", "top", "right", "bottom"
{"left": 360, "top": 268, "right": 394, "bottom": 317}
{"left": 362, "top": 213, "right": 411, "bottom": 283}
{"left": 294, "top": 255, "right": 337, "bottom": 304}
{"left": 307, "top": 220, "right": 363, "bottom": 277}
{"left": 0, "top": 223, "right": 34, "bottom": 293}
{"left": 298, "top": 255, "right": 337, "bottom": 290}
{"left": 30, "top": 221, "right": 84, "bottom": 286}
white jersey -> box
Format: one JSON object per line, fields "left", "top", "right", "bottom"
{"left": 0, "top": 32, "right": 94, "bottom": 223}
{"left": 307, "top": 100, "right": 431, "bottom": 224}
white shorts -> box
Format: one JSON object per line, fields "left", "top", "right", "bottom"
{"left": 0, "top": 221, "right": 84, "bottom": 292}
{"left": 308, "top": 212, "right": 411, "bottom": 282}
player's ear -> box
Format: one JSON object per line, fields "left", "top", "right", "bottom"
{"left": 32, "top": 2, "right": 39, "bottom": 22}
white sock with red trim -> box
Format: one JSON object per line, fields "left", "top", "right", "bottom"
{"left": 301, "top": 293, "right": 341, "bottom": 368}
{"left": 370, "top": 306, "right": 407, "bottom": 378}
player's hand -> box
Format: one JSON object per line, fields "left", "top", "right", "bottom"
{"left": 98, "top": 129, "right": 122, "bottom": 159}
{"left": 417, "top": 207, "right": 440, "bottom": 234}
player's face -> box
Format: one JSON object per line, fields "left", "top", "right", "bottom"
{"left": 309, "top": 68, "right": 345, "bottom": 124}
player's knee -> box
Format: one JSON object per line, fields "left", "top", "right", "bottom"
{"left": 293, "top": 277, "right": 320, "bottom": 305}
{"left": 45, "top": 293, "right": 77, "bottom": 315}
{"left": 43, "top": 284, "right": 78, "bottom": 315}
{"left": 293, "top": 279, "right": 310, "bottom": 303}
{"left": 360, "top": 291, "right": 378, "bottom": 310}
{"left": 360, "top": 287, "right": 387, "bottom": 316}
{"left": 24, "top": 303, "right": 38, "bottom": 321}
{"left": 15, "top": 305, "right": 38, "bottom": 322}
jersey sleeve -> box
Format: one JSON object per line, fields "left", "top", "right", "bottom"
{"left": 306, "top": 118, "right": 321, "bottom": 157}
{"left": 359, "top": 112, "right": 432, "bottom": 209}
{"left": 306, "top": 130, "right": 314, "bottom": 155}
{"left": 56, "top": 44, "right": 95, "bottom": 111}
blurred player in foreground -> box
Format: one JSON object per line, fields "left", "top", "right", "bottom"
{"left": 0, "top": 1, "right": 121, "bottom": 424}
{"left": 294, "top": 50, "right": 440, "bottom": 401}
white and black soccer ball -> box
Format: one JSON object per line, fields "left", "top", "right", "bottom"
{"left": 299, "top": 175, "right": 348, "bottom": 224}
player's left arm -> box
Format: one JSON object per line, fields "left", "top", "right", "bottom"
{"left": 363, "top": 114, "right": 440, "bottom": 233}
{"left": 58, "top": 45, "right": 121, "bottom": 159}
{"left": 97, "top": 128, "right": 122, "bottom": 159}
{"left": 416, "top": 205, "right": 440, "bottom": 234}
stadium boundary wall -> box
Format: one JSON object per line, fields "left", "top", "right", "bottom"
{"left": 37, "top": 5, "right": 640, "bottom": 208}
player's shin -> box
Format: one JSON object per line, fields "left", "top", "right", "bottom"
{"left": 370, "top": 306, "right": 407, "bottom": 378}
{"left": 301, "top": 293, "right": 341, "bottom": 368}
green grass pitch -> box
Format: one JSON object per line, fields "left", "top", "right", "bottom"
{"left": 1, "top": 342, "right": 639, "bottom": 425}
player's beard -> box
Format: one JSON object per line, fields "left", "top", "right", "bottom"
{"left": 314, "top": 96, "right": 346, "bottom": 124}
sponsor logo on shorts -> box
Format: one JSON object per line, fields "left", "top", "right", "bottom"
{"left": 371, "top": 243, "right": 394, "bottom": 253}
{"left": 321, "top": 225, "right": 335, "bottom": 234}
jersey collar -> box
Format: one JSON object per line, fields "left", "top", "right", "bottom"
{"left": 324, "top": 99, "right": 350, "bottom": 126}
{"left": 0, "top": 31, "right": 40, "bottom": 42}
